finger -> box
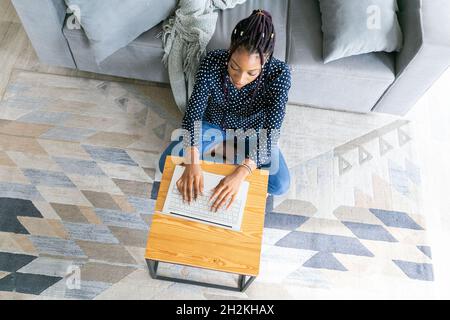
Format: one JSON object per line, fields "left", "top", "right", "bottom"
{"left": 176, "top": 180, "right": 183, "bottom": 195}
{"left": 214, "top": 191, "right": 231, "bottom": 212}
{"left": 188, "top": 178, "right": 193, "bottom": 204}
{"left": 200, "top": 175, "right": 204, "bottom": 196}
{"left": 209, "top": 185, "right": 224, "bottom": 204}
{"left": 211, "top": 189, "right": 229, "bottom": 212}
{"left": 210, "top": 180, "right": 226, "bottom": 201}
{"left": 182, "top": 181, "right": 187, "bottom": 203}
{"left": 226, "top": 194, "right": 237, "bottom": 210}
{"left": 194, "top": 178, "right": 200, "bottom": 200}
{"left": 221, "top": 193, "right": 234, "bottom": 210}
{"left": 183, "top": 180, "right": 190, "bottom": 203}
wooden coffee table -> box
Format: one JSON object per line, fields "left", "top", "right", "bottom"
{"left": 145, "top": 155, "right": 269, "bottom": 292}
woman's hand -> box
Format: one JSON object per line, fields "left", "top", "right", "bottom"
{"left": 176, "top": 164, "right": 204, "bottom": 203}
{"left": 209, "top": 166, "right": 249, "bottom": 212}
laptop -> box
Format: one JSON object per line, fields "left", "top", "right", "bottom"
{"left": 161, "top": 165, "right": 249, "bottom": 231}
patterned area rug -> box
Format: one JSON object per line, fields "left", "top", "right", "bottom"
{"left": 0, "top": 70, "right": 434, "bottom": 299}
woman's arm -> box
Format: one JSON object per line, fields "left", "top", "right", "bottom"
{"left": 177, "top": 52, "right": 215, "bottom": 203}
{"left": 181, "top": 52, "right": 214, "bottom": 157}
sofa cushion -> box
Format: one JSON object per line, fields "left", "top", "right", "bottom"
{"left": 63, "top": 21, "right": 169, "bottom": 83}
{"left": 65, "top": 0, "right": 177, "bottom": 63}
{"left": 207, "top": 0, "right": 289, "bottom": 61}
{"left": 319, "top": 0, "right": 403, "bottom": 63}
{"left": 287, "top": 0, "right": 396, "bottom": 113}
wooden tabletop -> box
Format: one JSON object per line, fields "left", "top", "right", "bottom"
{"left": 145, "top": 156, "right": 269, "bottom": 276}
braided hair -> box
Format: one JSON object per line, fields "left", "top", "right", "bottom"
{"left": 222, "top": 9, "right": 276, "bottom": 113}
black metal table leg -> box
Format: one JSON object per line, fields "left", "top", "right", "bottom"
{"left": 146, "top": 259, "right": 256, "bottom": 292}
{"left": 238, "top": 275, "right": 256, "bottom": 292}
{"left": 148, "top": 259, "right": 159, "bottom": 279}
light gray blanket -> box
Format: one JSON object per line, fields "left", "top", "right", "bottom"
{"left": 160, "top": 0, "right": 247, "bottom": 114}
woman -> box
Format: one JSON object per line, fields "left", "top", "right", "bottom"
{"left": 159, "top": 9, "right": 291, "bottom": 212}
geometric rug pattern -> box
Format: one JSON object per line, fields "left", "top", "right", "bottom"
{"left": 0, "top": 70, "right": 433, "bottom": 299}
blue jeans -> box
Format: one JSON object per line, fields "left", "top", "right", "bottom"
{"left": 158, "top": 121, "right": 290, "bottom": 196}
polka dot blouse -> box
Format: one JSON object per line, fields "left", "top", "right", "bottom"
{"left": 181, "top": 49, "right": 292, "bottom": 168}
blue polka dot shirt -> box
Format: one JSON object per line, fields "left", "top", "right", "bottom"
{"left": 181, "top": 49, "right": 292, "bottom": 168}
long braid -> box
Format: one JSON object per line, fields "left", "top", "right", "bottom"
{"left": 222, "top": 9, "right": 276, "bottom": 121}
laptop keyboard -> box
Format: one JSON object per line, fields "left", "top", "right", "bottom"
{"left": 166, "top": 185, "right": 242, "bottom": 228}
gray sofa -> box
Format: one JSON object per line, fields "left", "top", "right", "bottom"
{"left": 11, "top": 0, "right": 450, "bottom": 115}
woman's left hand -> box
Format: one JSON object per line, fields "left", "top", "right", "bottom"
{"left": 209, "top": 167, "right": 248, "bottom": 212}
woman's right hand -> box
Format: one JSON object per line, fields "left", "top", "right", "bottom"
{"left": 176, "top": 163, "right": 204, "bottom": 204}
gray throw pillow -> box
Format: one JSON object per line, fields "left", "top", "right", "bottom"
{"left": 318, "top": 0, "right": 403, "bottom": 63}
{"left": 65, "top": 0, "right": 177, "bottom": 63}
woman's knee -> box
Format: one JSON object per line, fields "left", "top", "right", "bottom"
{"left": 272, "top": 178, "right": 290, "bottom": 196}
{"left": 159, "top": 141, "right": 183, "bottom": 173}
{"left": 268, "top": 170, "right": 291, "bottom": 196}
{"left": 158, "top": 153, "right": 167, "bottom": 173}
{"left": 159, "top": 151, "right": 170, "bottom": 173}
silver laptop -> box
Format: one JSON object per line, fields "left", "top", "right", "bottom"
{"left": 161, "top": 165, "right": 249, "bottom": 231}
